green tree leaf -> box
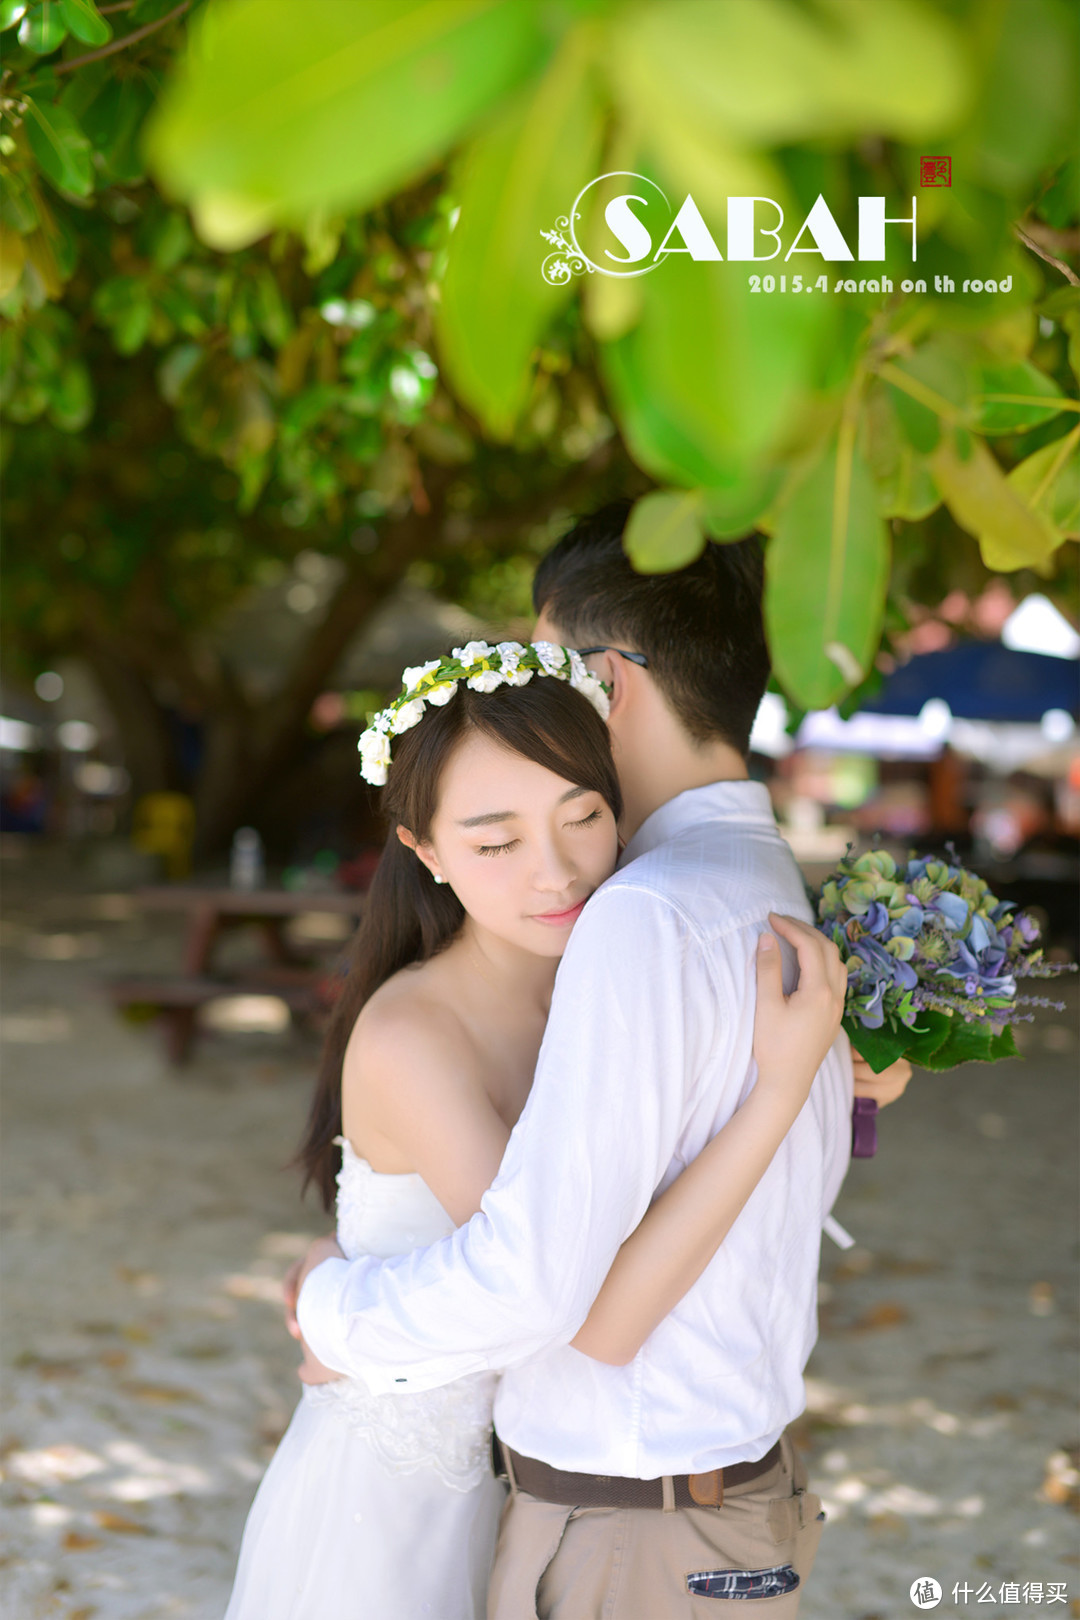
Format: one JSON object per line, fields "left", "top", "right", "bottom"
{"left": 47, "top": 358, "right": 92, "bottom": 429}
{"left": 0, "top": 225, "right": 26, "bottom": 298}
{"left": 624, "top": 488, "right": 706, "bottom": 574}
{"left": 58, "top": 0, "right": 111, "bottom": 47}
{"left": 611, "top": 0, "right": 968, "bottom": 148}
{"left": 145, "top": 0, "right": 552, "bottom": 248}
{"left": 766, "top": 439, "right": 889, "bottom": 710}
{"left": 18, "top": 1, "right": 68, "bottom": 53}
{"left": 930, "top": 428, "right": 1062, "bottom": 570}
{"left": 81, "top": 76, "right": 156, "bottom": 184}
{"left": 973, "top": 359, "right": 1065, "bottom": 435}
{"left": 434, "top": 24, "right": 603, "bottom": 438}
{"left": 701, "top": 468, "right": 782, "bottom": 540}
{"left": 603, "top": 254, "right": 834, "bottom": 486}
{"left": 23, "top": 94, "right": 93, "bottom": 197}
{"left": 1005, "top": 427, "right": 1080, "bottom": 539}
{"left": 860, "top": 382, "right": 941, "bottom": 520}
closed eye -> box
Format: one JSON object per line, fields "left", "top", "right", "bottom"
{"left": 569, "top": 808, "right": 603, "bottom": 829}
{"left": 476, "top": 838, "right": 520, "bottom": 857}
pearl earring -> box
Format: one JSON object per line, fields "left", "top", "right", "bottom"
{"left": 433, "top": 874, "right": 448, "bottom": 885}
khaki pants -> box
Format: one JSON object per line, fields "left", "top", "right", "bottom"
{"left": 487, "top": 1430, "right": 824, "bottom": 1619}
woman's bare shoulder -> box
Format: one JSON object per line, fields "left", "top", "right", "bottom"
{"left": 344, "top": 959, "right": 473, "bottom": 1089}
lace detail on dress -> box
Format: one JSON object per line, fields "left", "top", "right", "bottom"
{"left": 303, "top": 1372, "right": 499, "bottom": 1492}
{"left": 309, "top": 1137, "right": 498, "bottom": 1492}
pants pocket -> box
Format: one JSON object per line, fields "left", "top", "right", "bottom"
{"left": 766, "top": 1488, "right": 824, "bottom": 1545}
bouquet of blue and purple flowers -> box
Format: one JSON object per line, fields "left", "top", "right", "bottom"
{"left": 816, "top": 848, "right": 1075, "bottom": 1155}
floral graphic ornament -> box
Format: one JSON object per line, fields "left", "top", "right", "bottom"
{"left": 357, "top": 642, "right": 610, "bottom": 786}
{"left": 540, "top": 216, "right": 591, "bottom": 287}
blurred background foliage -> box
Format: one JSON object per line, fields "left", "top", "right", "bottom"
{"left": 1, "top": 0, "right": 1077, "bottom": 852}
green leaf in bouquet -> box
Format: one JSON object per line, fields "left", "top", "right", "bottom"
{"left": 900, "top": 1009, "right": 953, "bottom": 1067}
{"left": 624, "top": 489, "right": 706, "bottom": 574}
{"left": 989, "top": 1026, "right": 1020, "bottom": 1062}
{"left": 842, "top": 1016, "right": 909, "bottom": 1075}
{"left": 920, "top": 1015, "right": 996, "bottom": 1070}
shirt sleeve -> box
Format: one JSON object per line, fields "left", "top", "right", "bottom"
{"left": 296, "top": 881, "right": 719, "bottom": 1394}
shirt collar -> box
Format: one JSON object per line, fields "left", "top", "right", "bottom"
{"left": 618, "top": 780, "right": 777, "bottom": 868}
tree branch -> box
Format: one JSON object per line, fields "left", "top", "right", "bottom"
{"left": 1013, "top": 222, "right": 1080, "bottom": 288}
{"left": 55, "top": 0, "right": 190, "bottom": 74}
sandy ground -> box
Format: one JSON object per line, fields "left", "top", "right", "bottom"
{"left": 1, "top": 838, "right": 1077, "bottom": 1620}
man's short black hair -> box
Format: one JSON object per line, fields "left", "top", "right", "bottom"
{"left": 533, "top": 498, "right": 770, "bottom": 756}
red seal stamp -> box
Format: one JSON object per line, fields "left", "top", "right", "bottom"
{"left": 920, "top": 156, "right": 951, "bottom": 187}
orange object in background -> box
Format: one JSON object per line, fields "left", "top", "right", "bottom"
{"left": 131, "top": 792, "right": 195, "bottom": 881}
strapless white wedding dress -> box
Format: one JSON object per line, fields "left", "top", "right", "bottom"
{"left": 223, "top": 1138, "right": 507, "bottom": 1620}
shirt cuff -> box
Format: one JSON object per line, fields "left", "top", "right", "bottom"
{"left": 296, "top": 1257, "right": 476, "bottom": 1397}
{"left": 295, "top": 1256, "right": 358, "bottom": 1376}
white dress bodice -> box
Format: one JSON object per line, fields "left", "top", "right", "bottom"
{"left": 301, "top": 1137, "right": 498, "bottom": 1491}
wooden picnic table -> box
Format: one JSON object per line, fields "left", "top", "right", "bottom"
{"left": 105, "top": 883, "right": 367, "bottom": 1067}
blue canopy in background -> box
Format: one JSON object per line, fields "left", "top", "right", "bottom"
{"left": 865, "top": 642, "right": 1079, "bottom": 723}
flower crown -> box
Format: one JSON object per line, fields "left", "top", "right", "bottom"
{"left": 357, "top": 640, "right": 611, "bottom": 786}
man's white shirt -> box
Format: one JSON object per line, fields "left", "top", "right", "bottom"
{"left": 298, "top": 780, "right": 853, "bottom": 1476}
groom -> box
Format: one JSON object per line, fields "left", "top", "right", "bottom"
{"left": 293, "top": 500, "right": 907, "bottom": 1616}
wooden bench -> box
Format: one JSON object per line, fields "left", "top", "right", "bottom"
{"left": 106, "top": 971, "right": 334, "bottom": 1065}
{"left": 103, "top": 883, "right": 366, "bottom": 1067}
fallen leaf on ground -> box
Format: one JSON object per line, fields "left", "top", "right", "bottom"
{"left": 93, "top": 1510, "right": 151, "bottom": 1535}
{"left": 62, "top": 1531, "right": 101, "bottom": 1551}
{"left": 120, "top": 1382, "right": 196, "bottom": 1404}
{"left": 848, "top": 1303, "right": 910, "bottom": 1332}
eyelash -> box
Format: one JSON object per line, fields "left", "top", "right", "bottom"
{"left": 476, "top": 808, "right": 604, "bottom": 857}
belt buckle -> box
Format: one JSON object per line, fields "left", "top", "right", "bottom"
{"left": 688, "top": 1468, "right": 724, "bottom": 1508}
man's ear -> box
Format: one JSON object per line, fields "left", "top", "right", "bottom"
{"left": 396, "top": 824, "right": 444, "bottom": 883}
{"left": 599, "top": 649, "right": 632, "bottom": 718}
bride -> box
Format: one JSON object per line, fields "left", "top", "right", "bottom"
{"left": 223, "top": 642, "right": 851, "bottom": 1620}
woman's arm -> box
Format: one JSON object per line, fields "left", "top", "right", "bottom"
{"left": 569, "top": 914, "right": 847, "bottom": 1366}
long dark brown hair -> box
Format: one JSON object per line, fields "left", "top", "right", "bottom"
{"left": 296, "top": 669, "right": 622, "bottom": 1210}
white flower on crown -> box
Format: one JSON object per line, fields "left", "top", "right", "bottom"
{"left": 566, "top": 649, "right": 588, "bottom": 686}
{"left": 466, "top": 668, "right": 504, "bottom": 693}
{"left": 358, "top": 728, "right": 392, "bottom": 785}
{"left": 390, "top": 697, "right": 426, "bottom": 734}
{"left": 574, "top": 672, "right": 611, "bottom": 721}
{"left": 426, "top": 679, "right": 458, "bottom": 706}
{"left": 401, "top": 659, "right": 442, "bottom": 693}
{"left": 453, "top": 640, "right": 493, "bottom": 667}
{"left": 496, "top": 641, "right": 533, "bottom": 686}
{"left": 534, "top": 641, "right": 567, "bottom": 676}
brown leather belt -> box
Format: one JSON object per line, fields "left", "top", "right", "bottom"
{"left": 498, "top": 1437, "right": 782, "bottom": 1511}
